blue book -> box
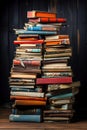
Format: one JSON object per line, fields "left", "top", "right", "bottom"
{"left": 15, "top": 29, "right": 57, "bottom": 35}
{"left": 9, "top": 114, "right": 42, "bottom": 122}
{"left": 12, "top": 108, "right": 42, "bottom": 115}
{"left": 11, "top": 87, "right": 42, "bottom": 92}
{"left": 27, "top": 26, "right": 42, "bottom": 31}
{"left": 49, "top": 93, "right": 74, "bottom": 100}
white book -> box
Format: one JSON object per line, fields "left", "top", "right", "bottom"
{"left": 10, "top": 91, "right": 44, "bottom": 97}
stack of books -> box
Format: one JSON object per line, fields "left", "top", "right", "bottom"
{"left": 9, "top": 31, "right": 46, "bottom": 122}
{"left": 9, "top": 10, "right": 80, "bottom": 123}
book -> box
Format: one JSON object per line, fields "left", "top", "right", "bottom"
{"left": 14, "top": 29, "right": 57, "bottom": 35}
{"left": 46, "top": 87, "right": 79, "bottom": 98}
{"left": 28, "top": 17, "right": 67, "bottom": 23}
{"left": 45, "top": 39, "right": 70, "bottom": 45}
{"left": 36, "top": 77, "right": 72, "bottom": 84}
{"left": 14, "top": 100, "right": 46, "bottom": 106}
{"left": 10, "top": 72, "right": 37, "bottom": 79}
{"left": 45, "top": 35, "right": 69, "bottom": 40}
{"left": 10, "top": 91, "right": 45, "bottom": 98}
{"left": 27, "top": 10, "right": 57, "bottom": 18}
{"left": 43, "top": 117, "right": 70, "bottom": 122}
{"left": 9, "top": 114, "right": 42, "bottom": 122}
{"left": 13, "top": 59, "right": 41, "bottom": 66}
{"left": 12, "top": 108, "right": 42, "bottom": 115}
{"left": 13, "top": 39, "right": 44, "bottom": 44}
{"left": 10, "top": 95, "right": 47, "bottom": 101}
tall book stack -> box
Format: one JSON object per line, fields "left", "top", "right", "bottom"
{"left": 9, "top": 10, "right": 80, "bottom": 123}
{"left": 30, "top": 11, "right": 80, "bottom": 123}
{"left": 9, "top": 31, "right": 47, "bottom": 122}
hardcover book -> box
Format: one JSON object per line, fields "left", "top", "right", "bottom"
{"left": 36, "top": 77, "right": 72, "bottom": 84}
{"left": 9, "top": 114, "right": 42, "bottom": 122}
{"left": 27, "top": 10, "right": 57, "bottom": 18}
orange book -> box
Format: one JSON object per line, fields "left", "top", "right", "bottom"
{"left": 17, "top": 36, "right": 38, "bottom": 41}
{"left": 27, "top": 10, "right": 57, "bottom": 18}
{"left": 45, "top": 39, "right": 70, "bottom": 46}
{"left": 14, "top": 100, "right": 46, "bottom": 106}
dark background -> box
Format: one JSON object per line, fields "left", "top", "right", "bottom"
{"left": 0, "top": 0, "right": 87, "bottom": 121}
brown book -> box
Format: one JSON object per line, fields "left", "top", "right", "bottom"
{"left": 43, "top": 113, "right": 73, "bottom": 117}
{"left": 27, "top": 10, "right": 57, "bottom": 18}
{"left": 14, "top": 100, "right": 46, "bottom": 106}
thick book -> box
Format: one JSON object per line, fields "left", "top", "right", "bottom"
{"left": 27, "top": 10, "right": 57, "bottom": 18}
{"left": 36, "top": 77, "right": 72, "bottom": 84}
{"left": 14, "top": 100, "right": 46, "bottom": 106}
{"left": 13, "top": 39, "right": 44, "bottom": 44}
{"left": 28, "top": 17, "right": 67, "bottom": 23}
{"left": 9, "top": 114, "right": 42, "bottom": 122}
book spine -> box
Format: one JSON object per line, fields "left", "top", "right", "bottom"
{"left": 10, "top": 91, "right": 44, "bottom": 97}
{"left": 13, "top": 39, "right": 44, "bottom": 44}
{"left": 14, "top": 100, "right": 46, "bottom": 106}
{"left": 29, "top": 18, "right": 67, "bottom": 23}
{"left": 15, "top": 30, "right": 57, "bottom": 35}
{"left": 9, "top": 114, "right": 41, "bottom": 122}
{"left": 36, "top": 77, "right": 72, "bottom": 84}
{"left": 13, "top": 59, "right": 41, "bottom": 66}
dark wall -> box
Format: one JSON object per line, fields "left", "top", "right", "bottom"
{"left": 0, "top": 0, "right": 87, "bottom": 120}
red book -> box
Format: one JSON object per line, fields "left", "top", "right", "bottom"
{"left": 27, "top": 10, "right": 57, "bottom": 18}
{"left": 13, "top": 59, "right": 41, "bottom": 66}
{"left": 13, "top": 39, "right": 44, "bottom": 44}
{"left": 36, "top": 77, "right": 72, "bottom": 84}
{"left": 29, "top": 17, "right": 67, "bottom": 23}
